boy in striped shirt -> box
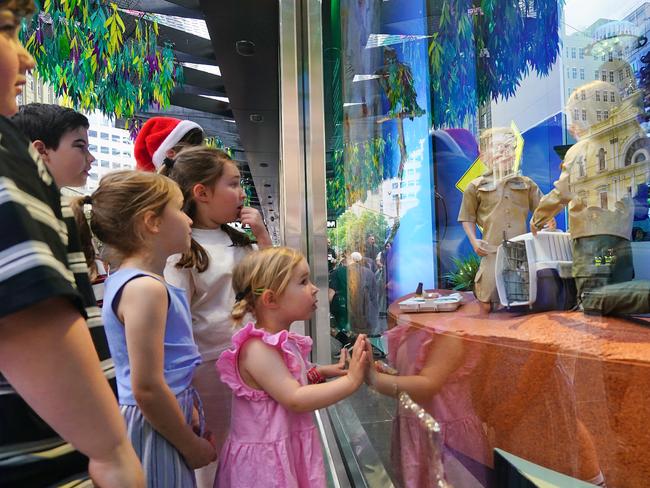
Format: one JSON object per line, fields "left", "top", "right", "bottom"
{"left": 0, "top": 2, "right": 143, "bottom": 486}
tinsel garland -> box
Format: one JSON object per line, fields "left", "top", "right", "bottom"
{"left": 20, "top": 0, "right": 183, "bottom": 119}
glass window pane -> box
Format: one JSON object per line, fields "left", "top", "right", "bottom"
{"left": 320, "top": 1, "right": 650, "bottom": 486}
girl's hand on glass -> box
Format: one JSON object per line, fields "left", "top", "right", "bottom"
{"left": 318, "top": 348, "right": 348, "bottom": 378}
{"left": 346, "top": 334, "right": 369, "bottom": 388}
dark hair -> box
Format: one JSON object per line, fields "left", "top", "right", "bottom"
{"left": 10, "top": 103, "right": 89, "bottom": 149}
{"left": 161, "top": 146, "right": 254, "bottom": 272}
{"left": 1, "top": 0, "right": 34, "bottom": 16}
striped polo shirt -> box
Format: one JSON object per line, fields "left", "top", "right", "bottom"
{"left": 0, "top": 115, "right": 113, "bottom": 484}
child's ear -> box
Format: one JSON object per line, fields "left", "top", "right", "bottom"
{"left": 142, "top": 210, "right": 161, "bottom": 234}
{"left": 260, "top": 289, "right": 278, "bottom": 308}
{"left": 192, "top": 183, "right": 210, "bottom": 203}
{"left": 32, "top": 140, "right": 49, "bottom": 159}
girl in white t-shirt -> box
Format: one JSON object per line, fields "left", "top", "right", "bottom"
{"left": 162, "top": 146, "right": 272, "bottom": 487}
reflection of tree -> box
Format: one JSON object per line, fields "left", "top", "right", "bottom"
{"left": 376, "top": 47, "right": 425, "bottom": 222}
{"left": 327, "top": 136, "right": 395, "bottom": 216}
{"left": 428, "top": 0, "right": 563, "bottom": 127}
{"left": 328, "top": 209, "right": 388, "bottom": 254}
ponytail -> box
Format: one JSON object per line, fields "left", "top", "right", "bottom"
{"left": 69, "top": 196, "right": 98, "bottom": 281}
{"left": 231, "top": 295, "right": 252, "bottom": 327}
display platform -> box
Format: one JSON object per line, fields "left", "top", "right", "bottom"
{"left": 388, "top": 291, "right": 650, "bottom": 487}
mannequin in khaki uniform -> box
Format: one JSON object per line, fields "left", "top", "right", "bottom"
{"left": 459, "top": 128, "right": 545, "bottom": 310}
{"left": 531, "top": 80, "right": 648, "bottom": 298}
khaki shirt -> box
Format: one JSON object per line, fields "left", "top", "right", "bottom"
{"left": 458, "top": 172, "right": 542, "bottom": 302}
{"left": 531, "top": 140, "right": 636, "bottom": 240}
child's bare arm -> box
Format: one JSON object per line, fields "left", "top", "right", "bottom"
{"left": 369, "top": 333, "right": 464, "bottom": 405}
{"left": 120, "top": 277, "right": 216, "bottom": 469}
{"left": 241, "top": 334, "right": 369, "bottom": 412}
{"left": 0, "top": 297, "right": 144, "bottom": 488}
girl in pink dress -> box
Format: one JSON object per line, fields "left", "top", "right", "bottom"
{"left": 215, "top": 247, "right": 370, "bottom": 488}
{"left": 369, "top": 324, "right": 491, "bottom": 487}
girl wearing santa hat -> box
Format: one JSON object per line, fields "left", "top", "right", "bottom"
{"left": 161, "top": 146, "right": 272, "bottom": 488}
{"left": 134, "top": 116, "right": 205, "bottom": 172}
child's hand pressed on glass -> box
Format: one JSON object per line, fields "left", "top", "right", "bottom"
{"left": 317, "top": 348, "right": 348, "bottom": 378}
{"left": 346, "top": 335, "right": 370, "bottom": 388}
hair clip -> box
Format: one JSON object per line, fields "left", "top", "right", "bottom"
{"left": 162, "top": 157, "right": 176, "bottom": 170}
{"left": 253, "top": 287, "right": 265, "bottom": 295}
{"left": 235, "top": 286, "right": 251, "bottom": 302}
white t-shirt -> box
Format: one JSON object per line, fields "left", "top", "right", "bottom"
{"left": 164, "top": 227, "right": 256, "bottom": 361}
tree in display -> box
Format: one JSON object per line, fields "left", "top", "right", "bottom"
{"left": 21, "top": 0, "right": 183, "bottom": 119}
{"left": 429, "top": 0, "right": 564, "bottom": 127}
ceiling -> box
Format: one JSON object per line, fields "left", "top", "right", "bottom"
{"left": 115, "top": 0, "right": 281, "bottom": 242}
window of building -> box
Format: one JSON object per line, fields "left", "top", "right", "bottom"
{"left": 581, "top": 91, "right": 586, "bottom": 101}
{"left": 112, "top": 162, "right": 121, "bottom": 169}
{"left": 604, "top": 110, "right": 609, "bottom": 119}
{"left": 600, "top": 190, "right": 608, "bottom": 209}
{"left": 571, "top": 47, "right": 576, "bottom": 58}
{"left": 581, "top": 109, "right": 587, "bottom": 121}
{"left": 89, "top": 144, "right": 97, "bottom": 152}
{"left": 596, "top": 110, "right": 602, "bottom": 122}
{"left": 572, "top": 67, "right": 577, "bottom": 79}
{"left": 89, "top": 130, "right": 97, "bottom": 138}
{"left": 100, "top": 132, "right": 109, "bottom": 140}
{"left": 595, "top": 91, "right": 600, "bottom": 101}
{"left": 608, "top": 51, "right": 613, "bottom": 62}
{"left": 601, "top": 70, "right": 607, "bottom": 81}
{"left": 100, "top": 147, "right": 109, "bottom": 154}
{"left": 610, "top": 91, "right": 615, "bottom": 102}
{"left": 603, "top": 92, "right": 608, "bottom": 102}
{"left": 579, "top": 68, "right": 584, "bottom": 80}
{"left": 579, "top": 48, "right": 584, "bottom": 59}
{"left": 112, "top": 134, "right": 120, "bottom": 142}
{"left": 112, "top": 148, "right": 120, "bottom": 156}
{"left": 595, "top": 70, "right": 599, "bottom": 80}
{"left": 392, "top": 182, "right": 398, "bottom": 189}
{"left": 598, "top": 148, "right": 606, "bottom": 171}
{"left": 101, "top": 160, "right": 109, "bottom": 167}
{"left": 609, "top": 71, "right": 614, "bottom": 83}
{"left": 573, "top": 109, "right": 579, "bottom": 120}
{"left": 89, "top": 173, "right": 98, "bottom": 180}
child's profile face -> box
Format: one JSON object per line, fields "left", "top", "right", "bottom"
{"left": 0, "top": 5, "right": 35, "bottom": 117}
{"left": 481, "top": 132, "right": 515, "bottom": 171}
{"left": 36, "top": 126, "right": 95, "bottom": 188}
{"left": 276, "top": 258, "right": 319, "bottom": 322}
{"left": 205, "top": 161, "right": 246, "bottom": 224}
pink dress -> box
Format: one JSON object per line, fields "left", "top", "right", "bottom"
{"left": 214, "top": 323, "right": 326, "bottom": 488}
{"left": 387, "top": 324, "right": 491, "bottom": 487}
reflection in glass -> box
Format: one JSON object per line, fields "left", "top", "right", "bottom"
{"left": 320, "top": 1, "right": 650, "bottom": 487}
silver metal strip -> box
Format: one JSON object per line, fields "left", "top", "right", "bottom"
{"left": 303, "top": 0, "right": 333, "bottom": 365}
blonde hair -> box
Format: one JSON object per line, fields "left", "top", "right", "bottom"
{"left": 478, "top": 127, "right": 516, "bottom": 153}
{"left": 161, "top": 146, "right": 254, "bottom": 272}
{"left": 86, "top": 170, "right": 180, "bottom": 259}
{"left": 231, "top": 247, "right": 304, "bottom": 326}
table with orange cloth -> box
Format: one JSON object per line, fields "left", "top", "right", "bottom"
{"left": 388, "top": 291, "right": 650, "bottom": 487}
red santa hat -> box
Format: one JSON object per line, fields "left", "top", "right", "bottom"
{"left": 134, "top": 117, "right": 203, "bottom": 172}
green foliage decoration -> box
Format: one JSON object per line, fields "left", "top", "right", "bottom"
{"left": 21, "top": 0, "right": 184, "bottom": 119}
{"left": 428, "top": 0, "right": 564, "bottom": 127}
{"left": 443, "top": 254, "right": 481, "bottom": 291}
